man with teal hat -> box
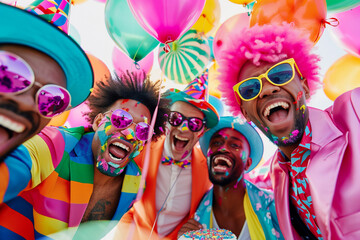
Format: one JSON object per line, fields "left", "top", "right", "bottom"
{"left": 178, "top": 116, "right": 283, "bottom": 240}
{"left": 117, "top": 73, "right": 220, "bottom": 240}
{"left": 0, "top": 0, "right": 93, "bottom": 160}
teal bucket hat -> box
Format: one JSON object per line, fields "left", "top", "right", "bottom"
{"left": 0, "top": 1, "right": 93, "bottom": 108}
{"left": 199, "top": 116, "right": 263, "bottom": 172}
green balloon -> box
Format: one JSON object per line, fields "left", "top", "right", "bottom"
{"left": 327, "top": 0, "right": 360, "bottom": 12}
{"left": 105, "top": 0, "right": 159, "bottom": 62}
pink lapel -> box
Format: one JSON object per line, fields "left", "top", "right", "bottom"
{"left": 305, "top": 107, "right": 347, "bottom": 237}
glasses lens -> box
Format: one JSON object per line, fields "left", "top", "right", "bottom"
{"left": 169, "top": 112, "right": 183, "bottom": 126}
{"left": 188, "top": 117, "right": 204, "bottom": 132}
{"left": 268, "top": 63, "right": 293, "bottom": 84}
{"left": 37, "top": 85, "right": 71, "bottom": 118}
{"left": 135, "top": 122, "right": 151, "bottom": 141}
{"left": 0, "top": 51, "right": 34, "bottom": 94}
{"left": 111, "top": 109, "right": 133, "bottom": 129}
{"left": 239, "top": 79, "right": 261, "bottom": 100}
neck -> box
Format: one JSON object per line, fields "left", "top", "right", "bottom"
{"left": 212, "top": 178, "right": 246, "bottom": 214}
{"left": 93, "top": 166, "right": 124, "bottom": 187}
{"left": 278, "top": 145, "right": 298, "bottom": 160}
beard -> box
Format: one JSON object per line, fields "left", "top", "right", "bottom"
{"left": 263, "top": 106, "right": 308, "bottom": 147}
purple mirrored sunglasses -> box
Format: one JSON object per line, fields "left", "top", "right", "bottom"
{"left": 110, "top": 109, "right": 152, "bottom": 141}
{"left": 0, "top": 51, "right": 71, "bottom": 118}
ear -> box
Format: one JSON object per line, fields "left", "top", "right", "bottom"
{"left": 244, "top": 157, "right": 252, "bottom": 172}
{"left": 240, "top": 105, "right": 251, "bottom": 122}
{"left": 92, "top": 113, "right": 105, "bottom": 131}
{"left": 301, "top": 78, "right": 310, "bottom": 99}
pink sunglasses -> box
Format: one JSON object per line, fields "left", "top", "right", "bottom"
{"left": 0, "top": 51, "right": 71, "bottom": 118}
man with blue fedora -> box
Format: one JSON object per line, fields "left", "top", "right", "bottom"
{"left": 178, "top": 116, "right": 284, "bottom": 240}
{"left": 117, "top": 73, "right": 220, "bottom": 240}
{"left": 0, "top": 0, "right": 93, "bottom": 160}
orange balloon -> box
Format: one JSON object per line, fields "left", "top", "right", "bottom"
{"left": 47, "top": 110, "right": 70, "bottom": 127}
{"left": 86, "top": 53, "right": 111, "bottom": 96}
{"left": 250, "top": 0, "right": 327, "bottom": 44}
{"left": 208, "top": 61, "right": 221, "bottom": 98}
{"left": 191, "top": 0, "right": 221, "bottom": 36}
{"left": 323, "top": 54, "right": 360, "bottom": 101}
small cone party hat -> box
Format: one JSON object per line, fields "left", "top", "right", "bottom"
{"left": 166, "top": 71, "right": 219, "bottom": 128}
{"left": 26, "top": 0, "right": 71, "bottom": 33}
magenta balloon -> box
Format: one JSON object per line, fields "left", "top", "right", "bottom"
{"left": 213, "top": 13, "right": 250, "bottom": 60}
{"left": 331, "top": 5, "right": 360, "bottom": 57}
{"left": 127, "top": 0, "right": 206, "bottom": 43}
{"left": 66, "top": 101, "right": 91, "bottom": 128}
{"left": 112, "top": 47, "right": 154, "bottom": 75}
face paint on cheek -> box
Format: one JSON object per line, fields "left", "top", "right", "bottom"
{"left": 293, "top": 91, "right": 303, "bottom": 104}
{"left": 240, "top": 150, "right": 247, "bottom": 164}
{"left": 121, "top": 99, "right": 130, "bottom": 104}
{"left": 207, "top": 148, "right": 213, "bottom": 157}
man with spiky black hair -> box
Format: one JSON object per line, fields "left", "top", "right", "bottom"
{"left": 0, "top": 71, "right": 169, "bottom": 239}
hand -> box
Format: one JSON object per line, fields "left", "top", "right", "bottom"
{"left": 177, "top": 218, "right": 203, "bottom": 239}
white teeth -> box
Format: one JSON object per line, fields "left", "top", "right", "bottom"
{"left": 112, "top": 142, "right": 130, "bottom": 152}
{"left": 175, "top": 135, "right": 189, "bottom": 141}
{"left": 109, "top": 152, "right": 123, "bottom": 162}
{"left": 263, "top": 102, "right": 289, "bottom": 117}
{"left": 0, "top": 115, "right": 25, "bottom": 133}
{"left": 214, "top": 156, "right": 232, "bottom": 168}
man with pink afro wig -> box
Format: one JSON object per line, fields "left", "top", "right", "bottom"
{"left": 218, "top": 23, "right": 360, "bottom": 239}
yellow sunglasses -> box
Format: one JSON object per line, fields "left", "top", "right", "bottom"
{"left": 233, "top": 58, "right": 303, "bottom": 101}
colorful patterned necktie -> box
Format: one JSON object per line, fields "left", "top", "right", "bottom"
{"left": 161, "top": 156, "right": 191, "bottom": 169}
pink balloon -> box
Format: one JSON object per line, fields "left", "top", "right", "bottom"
{"left": 213, "top": 13, "right": 250, "bottom": 60}
{"left": 66, "top": 101, "right": 91, "bottom": 128}
{"left": 127, "top": 0, "right": 206, "bottom": 43}
{"left": 112, "top": 47, "right": 154, "bottom": 75}
{"left": 330, "top": 5, "right": 360, "bottom": 57}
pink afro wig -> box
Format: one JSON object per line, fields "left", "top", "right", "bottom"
{"left": 217, "top": 23, "right": 321, "bottom": 116}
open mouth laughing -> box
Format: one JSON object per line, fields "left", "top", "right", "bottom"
{"left": 173, "top": 135, "right": 189, "bottom": 151}
{"left": 106, "top": 138, "right": 133, "bottom": 168}
{"left": 211, "top": 154, "right": 234, "bottom": 174}
{"left": 0, "top": 110, "right": 34, "bottom": 158}
{"left": 263, "top": 101, "right": 290, "bottom": 123}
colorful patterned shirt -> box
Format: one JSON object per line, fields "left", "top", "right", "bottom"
{"left": 278, "top": 122, "right": 323, "bottom": 239}
{"left": 0, "top": 126, "right": 141, "bottom": 239}
{"left": 194, "top": 180, "right": 283, "bottom": 240}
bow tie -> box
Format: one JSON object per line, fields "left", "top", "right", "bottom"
{"left": 161, "top": 156, "right": 191, "bottom": 169}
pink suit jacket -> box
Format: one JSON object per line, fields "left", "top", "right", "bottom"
{"left": 116, "top": 137, "right": 211, "bottom": 240}
{"left": 271, "top": 88, "right": 360, "bottom": 240}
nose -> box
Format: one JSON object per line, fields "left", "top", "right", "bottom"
{"left": 179, "top": 120, "right": 190, "bottom": 132}
{"left": 120, "top": 127, "right": 136, "bottom": 140}
{"left": 258, "top": 78, "right": 280, "bottom": 99}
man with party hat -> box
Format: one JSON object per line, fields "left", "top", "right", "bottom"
{"left": 178, "top": 116, "right": 283, "bottom": 240}
{"left": 0, "top": 0, "right": 93, "bottom": 160}
{"left": 116, "top": 73, "right": 220, "bottom": 240}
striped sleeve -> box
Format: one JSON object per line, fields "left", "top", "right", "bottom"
{"left": 0, "top": 127, "right": 66, "bottom": 203}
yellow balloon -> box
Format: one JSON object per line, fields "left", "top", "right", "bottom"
{"left": 323, "top": 54, "right": 360, "bottom": 101}
{"left": 228, "top": 0, "right": 253, "bottom": 4}
{"left": 47, "top": 110, "right": 70, "bottom": 127}
{"left": 191, "top": 0, "right": 221, "bottom": 36}
{"left": 208, "top": 61, "right": 221, "bottom": 98}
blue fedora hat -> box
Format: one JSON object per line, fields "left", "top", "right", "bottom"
{"left": 199, "top": 116, "right": 263, "bottom": 172}
{"left": 0, "top": 1, "right": 93, "bottom": 108}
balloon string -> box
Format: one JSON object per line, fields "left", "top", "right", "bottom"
{"left": 134, "top": 62, "right": 141, "bottom": 70}
{"left": 125, "top": 78, "right": 163, "bottom": 240}
{"left": 163, "top": 40, "right": 172, "bottom": 53}
{"left": 323, "top": 17, "right": 339, "bottom": 27}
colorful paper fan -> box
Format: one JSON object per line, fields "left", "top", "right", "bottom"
{"left": 158, "top": 29, "right": 210, "bottom": 84}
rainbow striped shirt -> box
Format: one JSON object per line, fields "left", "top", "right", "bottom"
{"left": 0, "top": 126, "right": 141, "bottom": 239}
